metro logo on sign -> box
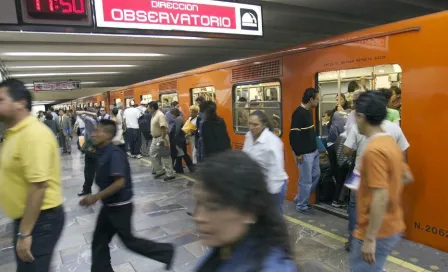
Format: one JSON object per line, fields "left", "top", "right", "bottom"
{"left": 94, "top": 0, "right": 262, "bottom": 36}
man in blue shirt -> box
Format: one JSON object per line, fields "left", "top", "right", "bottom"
{"left": 79, "top": 119, "right": 174, "bottom": 271}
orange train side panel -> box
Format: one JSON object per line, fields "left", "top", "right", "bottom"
{"left": 92, "top": 12, "right": 448, "bottom": 252}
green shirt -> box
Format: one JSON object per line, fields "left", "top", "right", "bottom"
{"left": 386, "top": 108, "right": 401, "bottom": 123}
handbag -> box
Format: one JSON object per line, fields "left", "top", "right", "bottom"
{"left": 81, "top": 137, "right": 97, "bottom": 157}
{"left": 335, "top": 135, "right": 353, "bottom": 168}
{"left": 157, "top": 142, "right": 171, "bottom": 157}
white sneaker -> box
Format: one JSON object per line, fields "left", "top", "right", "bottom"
{"left": 136, "top": 154, "right": 143, "bottom": 159}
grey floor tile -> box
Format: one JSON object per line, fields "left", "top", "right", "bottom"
{"left": 0, "top": 262, "right": 15, "bottom": 272}
{"left": 383, "top": 261, "right": 414, "bottom": 272}
{"left": 129, "top": 257, "right": 167, "bottom": 272}
{"left": 59, "top": 244, "right": 92, "bottom": 264}
{"left": 292, "top": 237, "right": 336, "bottom": 265}
{"left": 160, "top": 220, "right": 196, "bottom": 235}
{"left": 183, "top": 241, "right": 209, "bottom": 258}
{"left": 113, "top": 262, "right": 136, "bottom": 272}
{"left": 156, "top": 232, "right": 200, "bottom": 248}
{"left": 298, "top": 260, "right": 337, "bottom": 272}
{"left": 172, "top": 258, "right": 199, "bottom": 272}
{"left": 55, "top": 232, "right": 87, "bottom": 251}
{"left": 323, "top": 248, "right": 349, "bottom": 272}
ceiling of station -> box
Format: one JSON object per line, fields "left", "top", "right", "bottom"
{"left": 0, "top": 0, "right": 446, "bottom": 101}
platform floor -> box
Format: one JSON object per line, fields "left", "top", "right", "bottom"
{"left": 0, "top": 148, "right": 447, "bottom": 272}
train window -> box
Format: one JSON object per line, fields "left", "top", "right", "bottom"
{"left": 125, "top": 98, "right": 134, "bottom": 108}
{"left": 317, "top": 64, "right": 402, "bottom": 139}
{"left": 160, "top": 92, "right": 179, "bottom": 112}
{"left": 190, "top": 86, "right": 216, "bottom": 105}
{"left": 233, "top": 81, "right": 282, "bottom": 136}
{"left": 140, "top": 94, "right": 153, "bottom": 104}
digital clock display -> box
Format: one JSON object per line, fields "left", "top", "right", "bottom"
{"left": 26, "top": 0, "right": 88, "bottom": 20}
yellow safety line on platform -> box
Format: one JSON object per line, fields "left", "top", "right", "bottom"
{"left": 139, "top": 158, "right": 429, "bottom": 272}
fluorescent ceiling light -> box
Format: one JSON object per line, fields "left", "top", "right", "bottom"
{"left": 4, "top": 52, "right": 164, "bottom": 57}
{"left": 11, "top": 72, "right": 121, "bottom": 78}
{"left": 8, "top": 64, "right": 137, "bottom": 69}
{"left": 0, "top": 30, "right": 208, "bottom": 40}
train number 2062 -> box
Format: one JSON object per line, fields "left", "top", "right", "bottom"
{"left": 414, "top": 222, "right": 448, "bottom": 237}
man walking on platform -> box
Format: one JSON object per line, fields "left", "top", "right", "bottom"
{"left": 148, "top": 101, "right": 176, "bottom": 181}
{"left": 79, "top": 119, "right": 174, "bottom": 271}
{"left": 289, "top": 88, "right": 320, "bottom": 215}
{"left": 77, "top": 109, "right": 99, "bottom": 196}
{"left": 348, "top": 91, "right": 410, "bottom": 271}
{"left": 0, "top": 78, "right": 65, "bottom": 271}
{"left": 58, "top": 109, "right": 72, "bottom": 154}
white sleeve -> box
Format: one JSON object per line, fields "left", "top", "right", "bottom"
{"left": 344, "top": 126, "right": 358, "bottom": 150}
{"left": 242, "top": 133, "right": 250, "bottom": 153}
{"left": 396, "top": 128, "right": 410, "bottom": 151}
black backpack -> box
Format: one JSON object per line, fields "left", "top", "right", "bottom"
{"left": 318, "top": 162, "right": 336, "bottom": 202}
{"left": 138, "top": 112, "right": 152, "bottom": 140}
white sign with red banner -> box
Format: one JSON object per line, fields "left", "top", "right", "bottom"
{"left": 94, "top": 0, "right": 263, "bottom": 36}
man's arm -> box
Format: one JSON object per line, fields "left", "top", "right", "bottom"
{"left": 19, "top": 182, "right": 47, "bottom": 235}
{"left": 95, "top": 177, "right": 126, "bottom": 201}
{"left": 361, "top": 149, "right": 390, "bottom": 264}
{"left": 17, "top": 138, "right": 56, "bottom": 262}
{"left": 365, "top": 188, "right": 389, "bottom": 241}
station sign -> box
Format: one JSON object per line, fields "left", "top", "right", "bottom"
{"left": 33, "top": 81, "right": 81, "bottom": 92}
{"left": 94, "top": 0, "right": 263, "bottom": 36}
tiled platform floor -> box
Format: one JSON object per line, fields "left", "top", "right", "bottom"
{"left": 0, "top": 148, "right": 447, "bottom": 272}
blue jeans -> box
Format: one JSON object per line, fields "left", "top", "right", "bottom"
{"left": 294, "top": 150, "right": 320, "bottom": 210}
{"left": 13, "top": 206, "right": 65, "bottom": 272}
{"left": 273, "top": 181, "right": 287, "bottom": 214}
{"left": 348, "top": 190, "right": 357, "bottom": 243}
{"left": 349, "top": 233, "right": 402, "bottom": 272}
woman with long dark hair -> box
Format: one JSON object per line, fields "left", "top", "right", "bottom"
{"left": 243, "top": 111, "right": 288, "bottom": 213}
{"left": 200, "top": 101, "right": 231, "bottom": 157}
{"left": 194, "top": 150, "right": 297, "bottom": 271}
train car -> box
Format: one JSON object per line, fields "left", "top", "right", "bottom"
{"left": 72, "top": 11, "right": 448, "bottom": 252}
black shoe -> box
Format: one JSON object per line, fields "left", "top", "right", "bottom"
{"left": 188, "top": 165, "right": 196, "bottom": 173}
{"left": 186, "top": 211, "right": 193, "bottom": 216}
{"left": 163, "top": 176, "right": 176, "bottom": 182}
{"left": 165, "top": 244, "right": 175, "bottom": 270}
{"left": 345, "top": 241, "right": 351, "bottom": 252}
{"left": 154, "top": 172, "right": 166, "bottom": 179}
{"left": 78, "top": 191, "right": 90, "bottom": 197}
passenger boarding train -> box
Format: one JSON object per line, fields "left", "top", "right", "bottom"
{"left": 61, "top": 11, "right": 448, "bottom": 252}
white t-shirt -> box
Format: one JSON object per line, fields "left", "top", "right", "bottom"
{"left": 243, "top": 128, "right": 288, "bottom": 194}
{"left": 344, "top": 120, "right": 410, "bottom": 171}
{"left": 123, "top": 107, "right": 141, "bottom": 129}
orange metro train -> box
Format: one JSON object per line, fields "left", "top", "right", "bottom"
{"left": 68, "top": 11, "right": 448, "bottom": 252}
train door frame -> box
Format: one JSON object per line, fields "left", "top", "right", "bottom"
{"left": 231, "top": 78, "right": 283, "bottom": 137}
{"left": 313, "top": 63, "right": 403, "bottom": 218}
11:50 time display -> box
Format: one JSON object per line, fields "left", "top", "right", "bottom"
{"left": 26, "top": 0, "right": 88, "bottom": 20}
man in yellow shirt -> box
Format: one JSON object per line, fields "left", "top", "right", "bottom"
{"left": 0, "top": 79, "right": 64, "bottom": 271}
